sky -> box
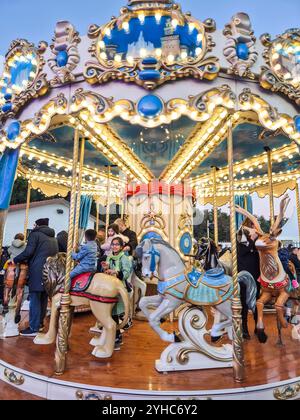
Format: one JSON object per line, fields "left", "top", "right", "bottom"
{"left": 0, "top": 0, "right": 299, "bottom": 54}
{"left": 0, "top": 0, "right": 299, "bottom": 222}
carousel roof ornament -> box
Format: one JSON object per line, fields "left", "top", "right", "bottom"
{"left": 48, "top": 21, "right": 81, "bottom": 86}
{"left": 223, "top": 13, "right": 258, "bottom": 79}
{"left": 127, "top": 0, "right": 174, "bottom": 10}
{"left": 0, "top": 39, "right": 49, "bottom": 120}
{"left": 84, "top": 0, "right": 219, "bottom": 89}
{"left": 260, "top": 29, "right": 300, "bottom": 106}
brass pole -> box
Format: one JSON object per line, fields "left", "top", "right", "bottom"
{"left": 228, "top": 119, "right": 245, "bottom": 382}
{"left": 212, "top": 166, "right": 219, "bottom": 246}
{"left": 296, "top": 182, "right": 300, "bottom": 244}
{"left": 96, "top": 201, "right": 99, "bottom": 232}
{"left": 24, "top": 180, "right": 31, "bottom": 239}
{"left": 265, "top": 147, "right": 275, "bottom": 226}
{"left": 105, "top": 166, "right": 111, "bottom": 239}
{"left": 73, "top": 138, "right": 85, "bottom": 248}
{"left": 55, "top": 128, "right": 80, "bottom": 375}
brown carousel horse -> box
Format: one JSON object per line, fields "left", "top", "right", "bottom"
{"left": 3, "top": 261, "right": 28, "bottom": 324}
{"left": 236, "top": 194, "right": 300, "bottom": 344}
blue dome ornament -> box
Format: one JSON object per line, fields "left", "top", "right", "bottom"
{"left": 137, "top": 95, "right": 164, "bottom": 118}
{"left": 6, "top": 121, "right": 21, "bottom": 142}
{"left": 295, "top": 116, "right": 300, "bottom": 133}
{"left": 56, "top": 50, "right": 69, "bottom": 67}
{"left": 180, "top": 232, "right": 193, "bottom": 255}
{"left": 236, "top": 43, "right": 249, "bottom": 60}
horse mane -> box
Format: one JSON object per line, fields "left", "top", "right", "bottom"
{"left": 151, "top": 239, "right": 185, "bottom": 261}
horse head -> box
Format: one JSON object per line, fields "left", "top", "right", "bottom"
{"left": 43, "top": 252, "right": 66, "bottom": 298}
{"left": 136, "top": 239, "right": 160, "bottom": 279}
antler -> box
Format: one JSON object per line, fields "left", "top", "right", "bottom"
{"left": 270, "top": 194, "right": 290, "bottom": 235}
{"left": 235, "top": 206, "right": 264, "bottom": 235}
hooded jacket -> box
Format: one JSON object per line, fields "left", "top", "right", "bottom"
{"left": 8, "top": 239, "right": 26, "bottom": 260}
{"left": 14, "top": 226, "right": 59, "bottom": 292}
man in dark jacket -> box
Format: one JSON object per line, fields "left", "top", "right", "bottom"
{"left": 14, "top": 218, "right": 58, "bottom": 337}
{"left": 237, "top": 227, "right": 260, "bottom": 340}
{"left": 115, "top": 219, "right": 138, "bottom": 256}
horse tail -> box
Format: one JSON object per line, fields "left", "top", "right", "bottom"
{"left": 116, "top": 283, "right": 130, "bottom": 331}
{"left": 238, "top": 271, "right": 257, "bottom": 313}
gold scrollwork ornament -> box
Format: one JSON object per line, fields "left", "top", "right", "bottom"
{"left": 4, "top": 368, "right": 25, "bottom": 386}
{"left": 84, "top": 3, "right": 219, "bottom": 89}
{"left": 274, "top": 383, "right": 300, "bottom": 400}
{"left": 0, "top": 39, "right": 49, "bottom": 122}
{"left": 260, "top": 29, "right": 300, "bottom": 106}
{"left": 76, "top": 390, "right": 112, "bottom": 400}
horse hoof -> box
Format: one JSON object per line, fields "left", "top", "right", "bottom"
{"left": 173, "top": 332, "right": 182, "bottom": 343}
{"left": 211, "top": 335, "right": 222, "bottom": 343}
{"left": 257, "top": 329, "right": 268, "bottom": 344}
{"left": 243, "top": 332, "right": 251, "bottom": 340}
{"left": 14, "top": 314, "right": 21, "bottom": 324}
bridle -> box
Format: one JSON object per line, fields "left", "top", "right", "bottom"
{"left": 143, "top": 245, "right": 161, "bottom": 275}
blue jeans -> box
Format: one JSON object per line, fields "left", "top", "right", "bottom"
{"left": 70, "top": 265, "right": 96, "bottom": 279}
{"left": 29, "top": 292, "right": 48, "bottom": 332}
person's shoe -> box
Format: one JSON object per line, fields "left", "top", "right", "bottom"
{"left": 20, "top": 328, "right": 38, "bottom": 337}
{"left": 39, "top": 325, "right": 45, "bottom": 333}
{"left": 123, "top": 319, "right": 133, "bottom": 331}
{"left": 114, "top": 341, "right": 121, "bottom": 351}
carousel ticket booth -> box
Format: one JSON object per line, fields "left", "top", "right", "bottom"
{"left": 0, "top": 0, "right": 300, "bottom": 400}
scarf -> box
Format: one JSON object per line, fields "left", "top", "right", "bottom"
{"left": 107, "top": 251, "right": 125, "bottom": 273}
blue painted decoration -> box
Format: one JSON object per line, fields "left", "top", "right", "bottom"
{"left": 236, "top": 43, "right": 249, "bottom": 60}
{"left": 101, "top": 15, "right": 203, "bottom": 61}
{"left": 0, "top": 148, "right": 20, "bottom": 210}
{"left": 56, "top": 50, "right": 69, "bottom": 67}
{"left": 139, "top": 70, "right": 161, "bottom": 80}
{"left": 2, "top": 103, "right": 12, "bottom": 113}
{"left": 141, "top": 231, "right": 163, "bottom": 241}
{"left": 179, "top": 232, "right": 193, "bottom": 255}
{"left": 137, "top": 94, "right": 164, "bottom": 118}
{"left": 6, "top": 121, "right": 21, "bottom": 141}
{"left": 295, "top": 116, "right": 300, "bottom": 133}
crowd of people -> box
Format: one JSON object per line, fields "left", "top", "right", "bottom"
{"left": 0, "top": 217, "right": 138, "bottom": 350}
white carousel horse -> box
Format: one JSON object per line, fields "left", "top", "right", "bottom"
{"left": 34, "top": 253, "right": 130, "bottom": 359}
{"left": 136, "top": 239, "right": 256, "bottom": 371}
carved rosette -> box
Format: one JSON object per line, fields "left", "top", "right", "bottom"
{"left": 84, "top": 4, "right": 220, "bottom": 89}
{"left": 223, "top": 13, "right": 258, "bottom": 79}
{"left": 260, "top": 29, "right": 300, "bottom": 106}
{"left": 0, "top": 39, "right": 49, "bottom": 122}
{"left": 48, "top": 21, "right": 81, "bottom": 86}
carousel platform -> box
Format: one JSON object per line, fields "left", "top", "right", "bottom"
{"left": 0, "top": 312, "right": 300, "bottom": 400}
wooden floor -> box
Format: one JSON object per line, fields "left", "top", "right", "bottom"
{"left": 0, "top": 381, "right": 43, "bottom": 400}
{"left": 1, "top": 312, "right": 300, "bottom": 393}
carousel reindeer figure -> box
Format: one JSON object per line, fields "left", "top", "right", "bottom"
{"left": 1, "top": 261, "right": 28, "bottom": 337}
{"left": 236, "top": 194, "right": 297, "bottom": 344}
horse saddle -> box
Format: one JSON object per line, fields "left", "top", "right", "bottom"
{"left": 185, "top": 268, "right": 233, "bottom": 306}
{"left": 187, "top": 267, "right": 231, "bottom": 289}
{"left": 71, "top": 272, "right": 95, "bottom": 293}
{"left": 69, "top": 273, "right": 118, "bottom": 304}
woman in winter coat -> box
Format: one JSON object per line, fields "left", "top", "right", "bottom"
{"left": 8, "top": 233, "right": 26, "bottom": 259}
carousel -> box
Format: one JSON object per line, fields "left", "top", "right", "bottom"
{"left": 0, "top": 0, "right": 300, "bottom": 400}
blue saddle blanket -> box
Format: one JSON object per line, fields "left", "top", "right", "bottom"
{"left": 185, "top": 268, "right": 233, "bottom": 306}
